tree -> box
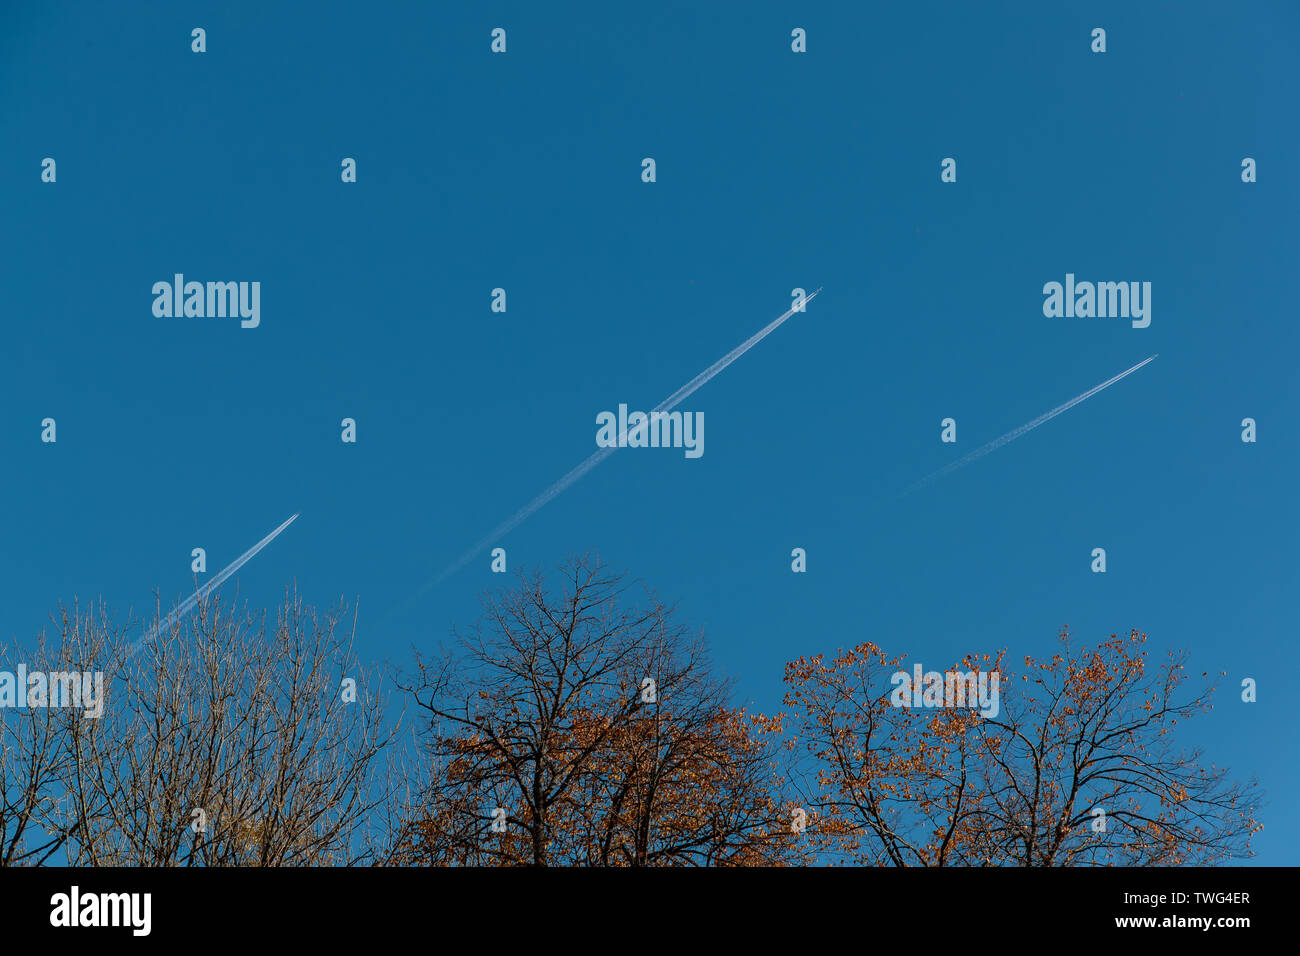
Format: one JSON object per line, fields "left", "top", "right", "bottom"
{"left": 49, "top": 589, "right": 396, "bottom": 866}
{"left": 397, "top": 555, "right": 804, "bottom": 866}
{"left": 0, "top": 627, "right": 83, "bottom": 866}
{"left": 784, "top": 628, "right": 1261, "bottom": 866}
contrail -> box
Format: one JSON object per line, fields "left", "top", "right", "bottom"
{"left": 433, "top": 289, "right": 822, "bottom": 585}
{"left": 906, "top": 354, "right": 1158, "bottom": 493}
{"left": 132, "top": 512, "right": 300, "bottom": 650}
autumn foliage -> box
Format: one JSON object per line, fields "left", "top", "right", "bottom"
{"left": 783, "top": 629, "right": 1260, "bottom": 865}
{"left": 2, "top": 558, "right": 1259, "bottom": 867}
{"left": 396, "top": 556, "right": 805, "bottom": 866}
{"left": 396, "top": 559, "right": 1258, "bottom": 866}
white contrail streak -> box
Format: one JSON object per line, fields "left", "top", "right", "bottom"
{"left": 906, "top": 354, "right": 1158, "bottom": 493}
{"left": 433, "top": 289, "right": 822, "bottom": 584}
{"left": 133, "top": 512, "right": 300, "bottom": 650}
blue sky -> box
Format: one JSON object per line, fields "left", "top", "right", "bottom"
{"left": 2, "top": 1, "right": 1296, "bottom": 863}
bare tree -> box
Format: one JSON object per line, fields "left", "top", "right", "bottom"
{"left": 50, "top": 588, "right": 397, "bottom": 866}
{"left": 0, "top": 626, "right": 85, "bottom": 865}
